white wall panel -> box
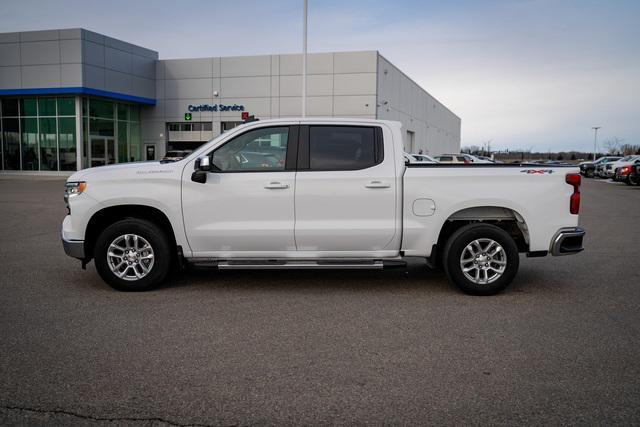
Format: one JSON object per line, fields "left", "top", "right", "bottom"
{"left": 221, "top": 55, "right": 270, "bottom": 77}
{"left": 221, "top": 76, "right": 270, "bottom": 98}
{"left": 165, "top": 78, "right": 212, "bottom": 99}
{"left": 334, "top": 73, "right": 376, "bottom": 96}
{"left": 334, "top": 51, "right": 377, "bottom": 73}
{"left": 21, "top": 64, "right": 61, "bottom": 87}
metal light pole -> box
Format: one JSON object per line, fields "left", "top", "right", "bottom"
{"left": 592, "top": 126, "right": 601, "bottom": 160}
{"left": 302, "top": 0, "right": 308, "bottom": 117}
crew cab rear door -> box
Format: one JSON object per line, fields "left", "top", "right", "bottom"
{"left": 293, "top": 124, "right": 399, "bottom": 254}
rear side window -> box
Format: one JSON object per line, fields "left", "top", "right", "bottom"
{"left": 307, "top": 126, "right": 381, "bottom": 171}
{"left": 438, "top": 156, "right": 453, "bottom": 161}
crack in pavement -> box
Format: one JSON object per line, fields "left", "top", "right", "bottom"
{"left": 1, "top": 405, "right": 221, "bottom": 427}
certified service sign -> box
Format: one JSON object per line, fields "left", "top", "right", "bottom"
{"left": 188, "top": 104, "right": 245, "bottom": 112}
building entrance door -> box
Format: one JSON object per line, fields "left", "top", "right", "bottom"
{"left": 90, "top": 137, "right": 116, "bottom": 167}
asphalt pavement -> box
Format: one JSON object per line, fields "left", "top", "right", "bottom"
{"left": 1, "top": 176, "right": 639, "bottom": 425}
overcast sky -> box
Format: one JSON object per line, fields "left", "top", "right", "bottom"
{"left": 1, "top": 0, "right": 638, "bottom": 152}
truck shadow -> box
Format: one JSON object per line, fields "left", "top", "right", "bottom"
{"left": 159, "top": 258, "right": 551, "bottom": 296}
{"left": 164, "top": 260, "right": 456, "bottom": 295}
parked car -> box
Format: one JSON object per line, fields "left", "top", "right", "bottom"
{"left": 628, "top": 163, "right": 640, "bottom": 186}
{"left": 62, "top": 118, "right": 585, "bottom": 296}
{"left": 604, "top": 156, "right": 640, "bottom": 178}
{"left": 474, "top": 155, "right": 499, "bottom": 163}
{"left": 545, "top": 160, "right": 571, "bottom": 166}
{"left": 614, "top": 159, "right": 640, "bottom": 184}
{"left": 433, "top": 153, "right": 475, "bottom": 164}
{"left": 596, "top": 156, "right": 634, "bottom": 178}
{"left": 579, "top": 156, "right": 621, "bottom": 178}
{"left": 161, "top": 150, "right": 192, "bottom": 162}
{"left": 404, "top": 153, "right": 438, "bottom": 164}
{"left": 467, "top": 155, "right": 494, "bottom": 164}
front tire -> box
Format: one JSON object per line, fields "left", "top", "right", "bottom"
{"left": 94, "top": 219, "right": 171, "bottom": 291}
{"left": 443, "top": 224, "right": 520, "bottom": 295}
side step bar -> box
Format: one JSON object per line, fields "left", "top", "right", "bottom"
{"left": 218, "top": 260, "right": 384, "bottom": 270}
{"left": 189, "top": 259, "right": 407, "bottom": 270}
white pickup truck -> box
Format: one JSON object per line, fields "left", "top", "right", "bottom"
{"left": 62, "top": 118, "right": 585, "bottom": 295}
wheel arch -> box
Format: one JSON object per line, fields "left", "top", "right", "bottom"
{"left": 84, "top": 204, "right": 178, "bottom": 260}
{"left": 430, "top": 205, "right": 530, "bottom": 267}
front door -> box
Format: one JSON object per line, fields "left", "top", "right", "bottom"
{"left": 90, "top": 137, "right": 115, "bottom": 167}
{"left": 294, "top": 125, "right": 398, "bottom": 253}
{"left": 182, "top": 125, "right": 297, "bottom": 255}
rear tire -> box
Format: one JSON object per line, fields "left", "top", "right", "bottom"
{"left": 443, "top": 224, "right": 519, "bottom": 295}
{"left": 626, "top": 175, "right": 639, "bottom": 186}
{"left": 94, "top": 219, "right": 171, "bottom": 291}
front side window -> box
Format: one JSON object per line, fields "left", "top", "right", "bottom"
{"left": 308, "top": 126, "right": 379, "bottom": 171}
{"left": 212, "top": 126, "right": 289, "bottom": 172}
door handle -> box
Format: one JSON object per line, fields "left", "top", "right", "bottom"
{"left": 365, "top": 181, "right": 391, "bottom": 189}
{"left": 264, "top": 182, "right": 289, "bottom": 189}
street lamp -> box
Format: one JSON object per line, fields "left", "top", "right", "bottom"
{"left": 592, "top": 126, "right": 601, "bottom": 161}
{"left": 301, "top": 0, "right": 308, "bottom": 117}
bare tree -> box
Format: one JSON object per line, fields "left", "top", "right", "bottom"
{"left": 619, "top": 143, "right": 640, "bottom": 155}
{"left": 603, "top": 137, "right": 624, "bottom": 154}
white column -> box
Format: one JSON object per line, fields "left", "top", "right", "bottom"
{"left": 75, "top": 96, "right": 83, "bottom": 171}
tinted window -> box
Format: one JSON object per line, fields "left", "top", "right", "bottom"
{"left": 438, "top": 156, "right": 453, "bottom": 161}
{"left": 309, "top": 126, "right": 378, "bottom": 170}
{"left": 212, "top": 126, "right": 288, "bottom": 172}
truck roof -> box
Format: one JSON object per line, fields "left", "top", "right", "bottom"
{"left": 234, "top": 117, "right": 403, "bottom": 127}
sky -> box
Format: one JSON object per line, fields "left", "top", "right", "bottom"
{"left": 1, "top": 0, "right": 638, "bottom": 152}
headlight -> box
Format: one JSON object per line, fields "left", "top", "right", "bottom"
{"left": 64, "top": 181, "right": 86, "bottom": 213}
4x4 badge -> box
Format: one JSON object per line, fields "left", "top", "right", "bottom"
{"left": 521, "top": 170, "right": 555, "bottom": 174}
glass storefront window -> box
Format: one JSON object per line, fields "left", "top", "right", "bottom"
{"left": 89, "top": 99, "right": 114, "bottom": 119}
{"left": 20, "top": 99, "right": 38, "bottom": 117}
{"left": 58, "top": 117, "right": 76, "bottom": 171}
{"left": 39, "top": 118, "right": 57, "bottom": 171}
{"left": 117, "top": 104, "right": 128, "bottom": 121}
{"left": 118, "top": 121, "right": 128, "bottom": 163}
{"left": 1, "top": 96, "right": 142, "bottom": 171}
{"left": 89, "top": 118, "right": 115, "bottom": 137}
{"left": 2, "top": 118, "right": 20, "bottom": 170}
{"left": 21, "top": 118, "right": 39, "bottom": 170}
{"left": 83, "top": 116, "right": 89, "bottom": 169}
{"left": 2, "top": 99, "right": 19, "bottom": 117}
{"left": 57, "top": 97, "right": 75, "bottom": 116}
{"left": 38, "top": 98, "right": 57, "bottom": 116}
{"left": 130, "top": 123, "right": 141, "bottom": 162}
{"left": 129, "top": 106, "right": 140, "bottom": 122}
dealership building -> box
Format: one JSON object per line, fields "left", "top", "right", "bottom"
{"left": 0, "top": 28, "right": 461, "bottom": 173}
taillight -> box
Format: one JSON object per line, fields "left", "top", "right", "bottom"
{"left": 566, "top": 173, "right": 581, "bottom": 215}
{"left": 620, "top": 166, "right": 631, "bottom": 175}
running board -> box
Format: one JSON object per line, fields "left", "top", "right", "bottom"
{"left": 218, "top": 260, "right": 384, "bottom": 270}
{"left": 188, "top": 259, "right": 407, "bottom": 270}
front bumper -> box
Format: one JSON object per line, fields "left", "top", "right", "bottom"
{"left": 62, "top": 233, "right": 85, "bottom": 259}
{"left": 550, "top": 227, "right": 585, "bottom": 256}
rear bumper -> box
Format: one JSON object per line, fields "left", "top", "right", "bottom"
{"left": 62, "top": 233, "right": 85, "bottom": 259}
{"left": 550, "top": 227, "right": 585, "bottom": 256}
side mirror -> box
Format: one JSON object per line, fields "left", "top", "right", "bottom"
{"left": 191, "top": 155, "right": 211, "bottom": 184}
{"left": 199, "top": 155, "right": 211, "bottom": 172}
